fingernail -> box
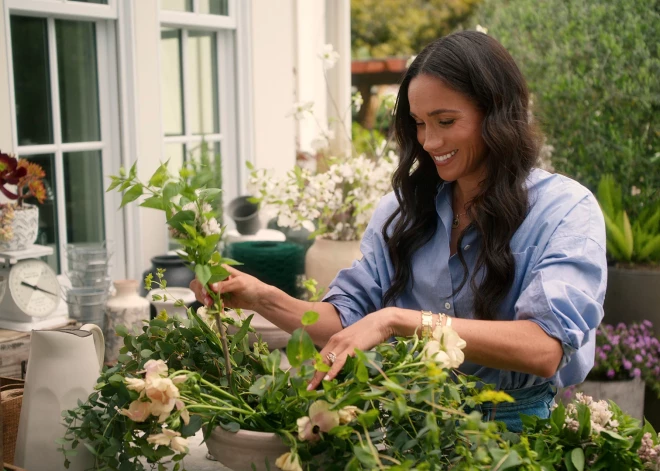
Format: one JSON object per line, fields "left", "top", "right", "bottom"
{"left": 306, "top": 383, "right": 314, "bottom": 391}
{"left": 323, "top": 374, "right": 331, "bottom": 381}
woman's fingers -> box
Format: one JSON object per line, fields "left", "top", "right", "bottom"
{"left": 189, "top": 279, "right": 213, "bottom": 306}
{"left": 306, "top": 347, "right": 350, "bottom": 391}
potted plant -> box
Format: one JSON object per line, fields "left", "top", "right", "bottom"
{"left": 563, "top": 321, "right": 660, "bottom": 421}
{"left": 57, "top": 161, "right": 660, "bottom": 471}
{"left": 0, "top": 151, "right": 47, "bottom": 251}
{"left": 596, "top": 174, "right": 660, "bottom": 326}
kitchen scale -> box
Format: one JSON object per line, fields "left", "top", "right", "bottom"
{"left": 0, "top": 244, "right": 69, "bottom": 331}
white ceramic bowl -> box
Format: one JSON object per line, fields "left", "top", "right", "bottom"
{"left": 147, "top": 287, "right": 196, "bottom": 316}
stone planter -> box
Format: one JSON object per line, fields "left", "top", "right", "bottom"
{"left": 564, "top": 378, "right": 645, "bottom": 420}
{"left": 305, "top": 238, "right": 362, "bottom": 295}
{"left": 0, "top": 204, "right": 39, "bottom": 251}
{"left": 205, "top": 427, "right": 289, "bottom": 471}
{"left": 603, "top": 265, "right": 660, "bottom": 326}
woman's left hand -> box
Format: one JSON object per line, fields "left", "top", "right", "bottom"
{"left": 306, "top": 308, "right": 395, "bottom": 391}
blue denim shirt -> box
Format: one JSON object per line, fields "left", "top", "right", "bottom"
{"left": 323, "top": 169, "right": 607, "bottom": 390}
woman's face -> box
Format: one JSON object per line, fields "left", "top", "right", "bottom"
{"left": 408, "top": 73, "right": 487, "bottom": 185}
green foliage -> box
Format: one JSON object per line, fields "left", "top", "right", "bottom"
{"left": 473, "top": 0, "right": 660, "bottom": 217}
{"left": 351, "top": 0, "right": 481, "bottom": 58}
{"left": 184, "top": 140, "right": 223, "bottom": 226}
{"left": 597, "top": 174, "right": 660, "bottom": 264}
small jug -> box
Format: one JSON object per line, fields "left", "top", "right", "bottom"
{"left": 14, "top": 324, "right": 104, "bottom": 471}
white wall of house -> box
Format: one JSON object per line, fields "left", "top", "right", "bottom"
{"left": 0, "top": 0, "right": 351, "bottom": 280}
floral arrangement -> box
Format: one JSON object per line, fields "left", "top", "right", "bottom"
{"left": 247, "top": 44, "right": 398, "bottom": 242}
{"left": 589, "top": 321, "right": 660, "bottom": 398}
{"left": 248, "top": 152, "right": 397, "bottom": 241}
{"left": 0, "top": 151, "right": 47, "bottom": 207}
{"left": 0, "top": 151, "right": 47, "bottom": 244}
{"left": 59, "top": 162, "right": 660, "bottom": 470}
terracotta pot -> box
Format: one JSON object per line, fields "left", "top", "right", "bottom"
{"left": 305, "top": 238, "right": 362, "bottom": 295}
{"left": 205, "top": 427, "right": 289, "bottom": 471}
{"left": 0, "top": 204, "right": 39, "bottom": 251}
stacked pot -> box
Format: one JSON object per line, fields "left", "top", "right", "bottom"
{"left": 65, "top": 242, "right": 112, "bottom": 329}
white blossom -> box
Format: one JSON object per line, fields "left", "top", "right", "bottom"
{"left": 352, "top": 92, "right": 363, "bottom": 112}
{"left": 286, "top": 101, "right": 314, "bottom": 120}
{"left": 476, "top": 24, "right": 488, "bottom": 35}
{"left": 319, "top": 44, "right": 339, "bottom": 70}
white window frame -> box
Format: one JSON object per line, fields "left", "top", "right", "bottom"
{"left": 159, "top": 0, "right": 252, "bottom": 203}
{"left": 3, "top": 0, "right": 128, "bottom": 278}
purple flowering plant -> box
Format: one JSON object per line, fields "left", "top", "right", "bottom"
{"left": 589, "top": 321, "right": 660, "bottom": 397}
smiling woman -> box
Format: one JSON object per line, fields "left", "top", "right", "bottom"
{"left": 192, "top": 30, "right": 608, "bottom": 433}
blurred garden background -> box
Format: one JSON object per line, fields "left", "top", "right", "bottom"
{"left": 348, "top": 0, "right": 660, "bottom": 428}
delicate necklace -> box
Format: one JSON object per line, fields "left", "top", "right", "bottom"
{"left": 452, "top": 211, "right": 467, "bottom": 229}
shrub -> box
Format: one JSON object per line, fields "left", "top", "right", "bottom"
{"left": 473, "top": 0, "right": 660, "bottom": 217}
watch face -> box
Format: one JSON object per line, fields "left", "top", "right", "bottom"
{"left": 9, "top": 259, "right": 60, "bottom": 318}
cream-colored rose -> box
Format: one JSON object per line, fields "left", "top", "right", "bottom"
{"left": 125, "top": 377, "right": 146, "bottom": 392}
{"left": 119, "top": 399, "right": 151, "bottom": 422}
{"left": 170, "top": 435, "right": 189, "bottom": 453}
{"left": 143, "top": 359, "right": 168, "bottom": 377}
{"left": 297, "top": 400, "right": 340, "bottom": 442}
{"left": 421, "top": 340, "right": 452, "bottom": 368}
{"left": 145, "top": 376, "right": 180, "bottom": 404}
{"left": 275, "top": 451, "right": 303, "bottom": 471}
{"left": 171, "top": 375, "right": 187, "bottom": 384}
{"left": 338, "top": 406, "right": 360, "bottom": 425}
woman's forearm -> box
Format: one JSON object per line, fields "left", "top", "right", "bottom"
{"left": 254, "top": 284, "right": 343, "bottom": 346}
{"left": 385, "top": 309, "right": 563, "bottom": 379}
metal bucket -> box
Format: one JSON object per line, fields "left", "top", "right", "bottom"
{"left": 66, "top": 287, "right": 108, "bottom": 329}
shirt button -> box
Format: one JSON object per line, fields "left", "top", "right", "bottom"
{"left": 444, "top": 302, "right": 451, "bottom": 310}
{"left": 464, "top": 244, "right": 471, "bottom": 250}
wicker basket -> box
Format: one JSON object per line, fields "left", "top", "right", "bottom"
{"left": 1, "top": 377, "right": 24, "bottom": 466}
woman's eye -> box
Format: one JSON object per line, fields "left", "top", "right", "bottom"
{"left": 439, "top": 119, "right": 455, "bottom": 126}
{"left": 415, "top": 122, "right": 425, "bottom": 127}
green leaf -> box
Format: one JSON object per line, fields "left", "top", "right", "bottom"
{"left": 248, "top": 376, "right": 273, "bottom": 398}
{"left": 198, "top": 188, "right": 222, "bottom": 202}
{"left": 120, "top": 183, "right": 143, "bottom": 208}
{"left": 353, "top": 444, "right": 378, "bottom": 467}
{"left": 149, "top": 163, "right": 169, "bottom": 188}
{"left": 115, "top": 324, "right": 129, "bottom": 337}
{"left": 167, "top": 210, "right": 196, "bottom": 232}
{"left": 301, "top": 311, "right": 319, "bottom": 326}
{"left": 108, "top": 374, "right": 124, "bottom": 385}
{"left": 140, "top": 195, "right": 165, "bottom": 211}
{"left": 106, "top": 177, "right": 122, "bottom": 192}
{"left": 180, "top": 414, "right": 203, "bottom": 437}
{"left": 117, "top": 353, "right": 132, "bottom": 363}
{"left": 230, "top": 314, "right": 253, "bottom": 349}
{"left": 195, "top": 264, "right": 212, "bottom": 287}
{"left": 489, "top": 448, "right": 522, "bottom": 470}
{"left": 357, "top": 408, "right": 379, "bottom": 428}
{"left": 570, "top": 447, "right": 585, "bottom": 471}
{"left": 286, "top": 328, "right": 316, "bottom": 367}
{"left": 140, "top": 349, "right": 154, "bottom": 358}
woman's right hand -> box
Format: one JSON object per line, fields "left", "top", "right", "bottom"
{"left": 189, "top": 265, "right": 267, "bottom": 311}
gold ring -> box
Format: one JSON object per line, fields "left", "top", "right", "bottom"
{"left": 326, "top": 352, "right": 337, "bottom": 364}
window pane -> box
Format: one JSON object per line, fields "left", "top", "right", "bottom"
{"left": 200, "top": 0, "right": 228, "bottom": 15}
{"left": 63, "top": 151, "right": 105, "bottom": 244}
{"left": 165, "top": 144, "right": 185, "bottom": 173}
{"left": 10, "top": 16, "right": 53, "bottom": 146}
{"left": 161, "top": 29, "right": 184, "bottom": 136}
{"left": 21, "top": 154, "right": 60, "bottom": 273}
{"left": 188, "top": 31, "right": 219, "bottom": 135}
{"left": 161, "top": 0, "right": 192, "bottom": 12}
{"left": 56, "top": 20, "right": 101, "bottom": 143}
{"left": 70, "top": 0, "right": 108, "bottom": 4}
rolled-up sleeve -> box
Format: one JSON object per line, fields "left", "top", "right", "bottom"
{"left": 515, "top": 190, "right": 608, "bottom": 380}
{"left": 322, "top": 195, "right": 399, "bottom": 327}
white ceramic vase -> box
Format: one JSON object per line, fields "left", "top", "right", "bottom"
{"left": 0, "top": 204, "right": 39, "bottom": 251}
{"left": 104, "top": 279, "right": 150, "bottom": 363}
{"left": 304, "top": 238, "right": 362, "bottom": 294}
{"left": 206, "top": 427, "right": 289, "bottom": 471}
{"left": 14, "top": 324, "right": 104, "bottom": 471}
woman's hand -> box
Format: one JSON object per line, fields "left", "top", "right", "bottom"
{"left": 189, "top": 265, "right": 267, "bottom": 311}
{"left": 306, "top": 308, "right": 395, "bottom": 391}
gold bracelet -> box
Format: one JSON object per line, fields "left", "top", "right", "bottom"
{"left": 420, "top": 310, "right": 434, "bottom": 339}
{"left": 437, "top": 312, "right": 447, "bottom": 329}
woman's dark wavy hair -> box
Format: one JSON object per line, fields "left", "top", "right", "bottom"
{"left": 382, "top": 31, "right": 541, "bottom": 320}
